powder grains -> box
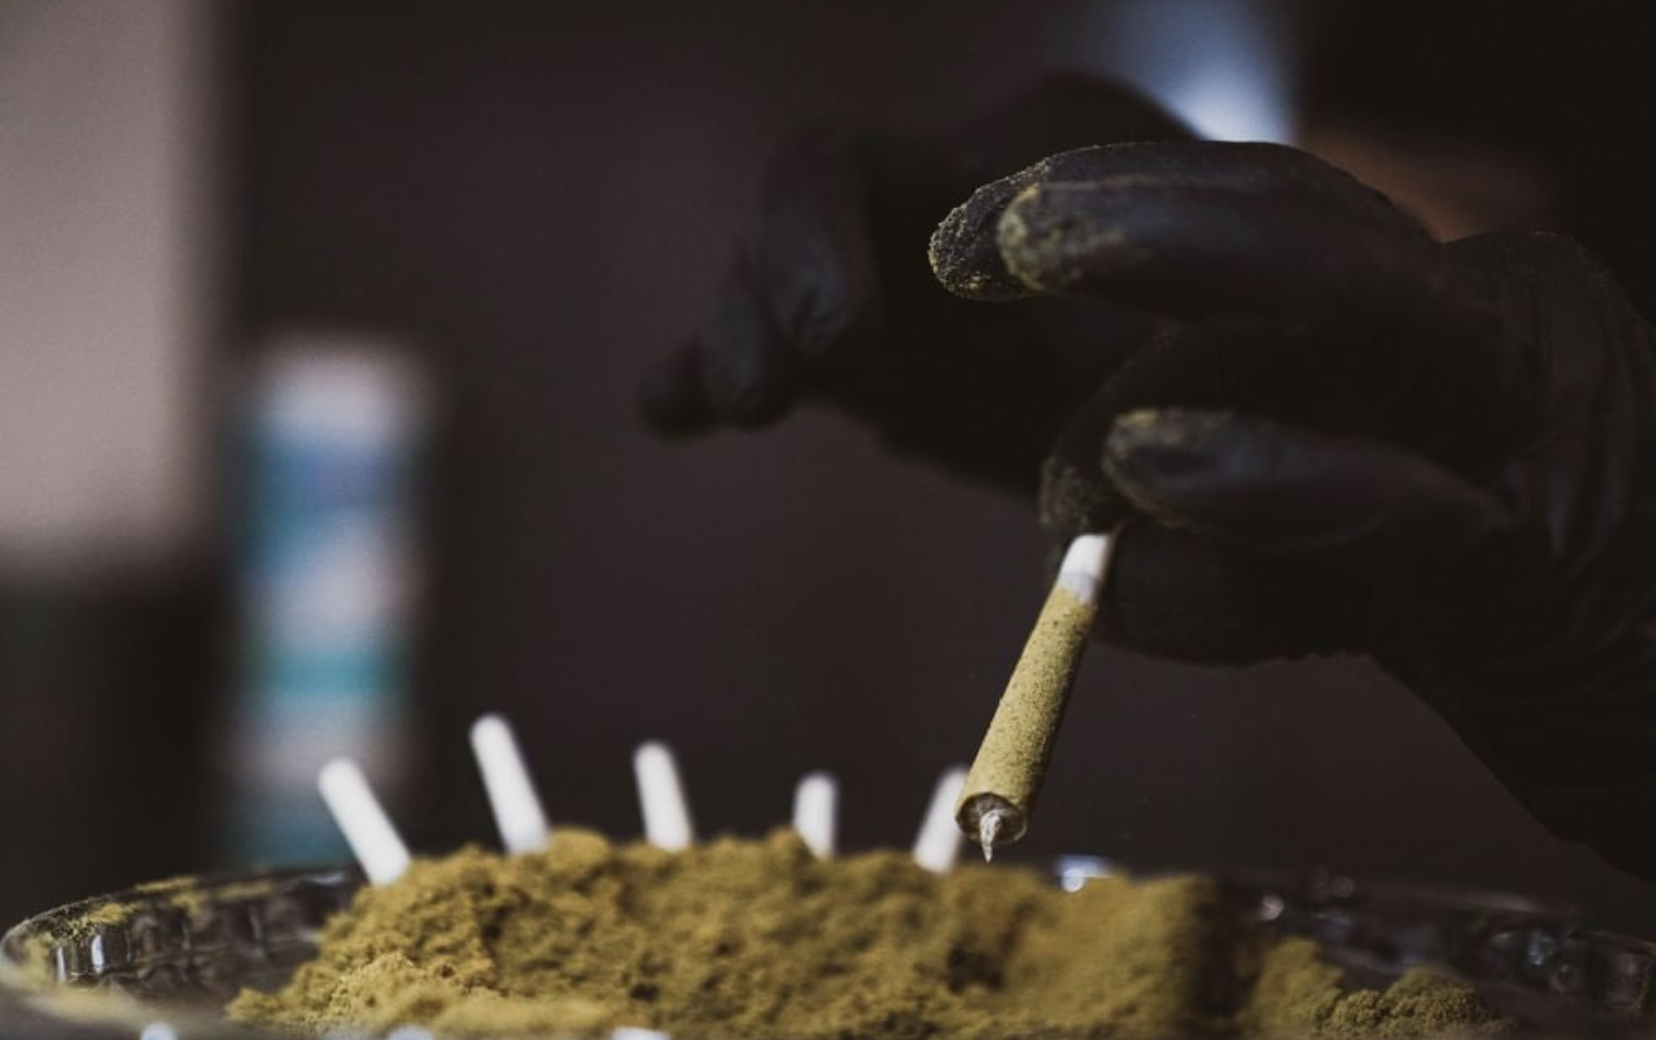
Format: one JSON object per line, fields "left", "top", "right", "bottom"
{"left": 229, "top": 830, "right": 1506, "bottom": 1040}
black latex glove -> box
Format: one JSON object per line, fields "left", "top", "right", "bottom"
{"left": 931, "top": 141, "right": 1656, "bottom": 879}
{"left": 640, "top": 75, "right": 1190, "bottom": 495}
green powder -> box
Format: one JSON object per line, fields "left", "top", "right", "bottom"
{"left": 229, "top": 829, "right": 1507, "bottom": 1040}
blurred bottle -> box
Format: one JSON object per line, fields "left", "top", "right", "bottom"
{"left": 223, "top": 337, "right": 430, "bottom": 866}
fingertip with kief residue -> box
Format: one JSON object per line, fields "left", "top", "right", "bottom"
{"left": 995, "top": 182, "right": 1138, "bottom": 297}
{"left": 929, "top": 181, "right": 1033, "bottom": 302}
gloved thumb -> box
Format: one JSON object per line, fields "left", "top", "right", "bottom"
{"left": 1101, "top": 408, "right": 1519, "bottom": 588}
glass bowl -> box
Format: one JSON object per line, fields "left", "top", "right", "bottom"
{"left": 1, "top": 859, "right": 1654, "bottom": 1039}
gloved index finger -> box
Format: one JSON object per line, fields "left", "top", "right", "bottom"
{"left": 931, "top": 142, "right": 1490, "bottom": 336}
{"left": 997, "top": 178, "right": 1462, "bottom": 326}
{"left": 929, "top": 146, "right": 1158, "bottom": 302}
{"left": 932, "top": 142, "right": 1434, "bottom": 302}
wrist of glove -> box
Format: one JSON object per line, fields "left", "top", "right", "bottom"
{"left": 932, "top": 141, "right": 1656, "bottom": 878}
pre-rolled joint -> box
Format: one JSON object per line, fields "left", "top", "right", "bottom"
{"left": 470, "top": 714, "right": 551, "bottom": 856}
{"left": 318, "top": 758, "right": 411, "bottom": 885}
{"left": 952, "top": 531, "right": 1113, "bottom": 853}
{"left": 633, "top": 741, "right": 695, "bottom": 851}
{"left": 792, "top": 771, "right": 838, "bottom": 859}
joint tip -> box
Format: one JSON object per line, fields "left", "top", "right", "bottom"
{"left": 978, "top": 811, "right": 1005, "bottom": 863}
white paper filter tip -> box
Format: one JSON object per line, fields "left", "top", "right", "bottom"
{"left": 912, "top": 765, "right": 968, "bottom": 873}
{"left": 633, "top": 741, "right": 694, "bottom": 850}
{"left": 612, "top": 1029, "right": 673, "bottom": 1040}
{"left": 1056, "top": 532, "right": 1113, "bottom": 604}
{"left": 470, "top": 714, "right": 551, "bottom": 855}
{"left": 318, "top": 758, "right": 412, "bottom": 885}
{"left": 140, "top": 1024, "right": 179, "bottom": 1040}
{"left": 792, "top": 771, "right": 838, "bottom": 858}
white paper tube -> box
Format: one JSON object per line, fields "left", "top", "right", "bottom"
{"left": 470, "top": 714, "right": 551, "bottom": 855}
{"left": 318, "top": 757, "right": 412, "bottom": 884}
{"left": 791, "top": 771, "right": 838, "bottom": 858}
{"left": 1055, "top": 531, "right": 1113, "bottom": 605}
{"left": 633, "top": 741, "right": 694, "bottom": 851}
{"left": 912, "top": 765, "right": 968, "bottom": 873}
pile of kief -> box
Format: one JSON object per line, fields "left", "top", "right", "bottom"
{"left": 230, "top": 829, "right": 1507, "bottom": 1039}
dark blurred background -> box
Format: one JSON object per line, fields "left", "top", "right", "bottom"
{"left": 4, "top": 0, "right": 1656, "bottom": 934}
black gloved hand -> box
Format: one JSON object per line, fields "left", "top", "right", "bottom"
{"left": 640, "top": 75, "right": 1189, "bottom": 494}
{"left": 931, "top": 141, "right": 1656, "bottom": 879}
